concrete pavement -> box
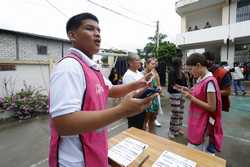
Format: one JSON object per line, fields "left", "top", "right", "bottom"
{"left": 0, "top": 95, "right": 249, "bottom": 167}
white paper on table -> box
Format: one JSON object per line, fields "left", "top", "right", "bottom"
{"left": 108, "top": 137, "right": 149, "bottom": 167}
{"left": 152, "top": 151, "right": 196, "bottom": 167}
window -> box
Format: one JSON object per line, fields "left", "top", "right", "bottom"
{"left": 237, "top": 0, "right": 250, "bottom": 22}
{"left": 235, "top": 43, "right": 250, "bottom": 63}
{"left": 37, "top": 45, "right": 47, "bottom": 55}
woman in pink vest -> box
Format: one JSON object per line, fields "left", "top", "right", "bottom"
{"left": 49, "top": 13, "right": 156, "bottom": 167}
{"left": 174, "top": 53, "right": 223, "bottom": 154}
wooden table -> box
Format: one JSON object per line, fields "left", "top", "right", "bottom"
{"left": 109, "top": 128, "right": 226, "bottom": 167}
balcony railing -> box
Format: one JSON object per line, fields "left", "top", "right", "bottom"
{"left": 176, "top": 25, "right": 228, "bottom": 47}
{"left": 176, "top": 20, "right": 250, "bottom": 47}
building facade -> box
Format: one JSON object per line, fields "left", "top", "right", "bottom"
{"left": 175, "top": 0, "right": 250, "bottom": 66}
{"left": 0, "top": 29, "right": 72, "bottom": 97}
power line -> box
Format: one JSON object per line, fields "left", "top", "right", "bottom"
{"left": 107, "top": 0, "right": 155, "bottom": 23}
{"left": 43, "top": 0, "right": 68, "bottom": 18}
{"left": 86, "top": 0, "right": 154, "bottom": 28}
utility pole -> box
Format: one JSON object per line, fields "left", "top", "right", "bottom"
{"left": 155, "top": 20, "right": 159, "bottom": 58}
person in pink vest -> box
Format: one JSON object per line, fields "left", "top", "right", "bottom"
{"left": 49, "top": 13, "right": 156, "bottom": 167}
{"left": 174, "top": 53, "right": 223, "bottom": 154}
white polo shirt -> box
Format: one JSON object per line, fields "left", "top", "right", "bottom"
{"left": 49, "top": 48, "right": 112, "bottom": 166}
{"left": 122, "top": 69, "right": 144, "bottom": 84}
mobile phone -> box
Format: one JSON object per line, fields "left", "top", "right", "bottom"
{"left": 136, "top": 88, "right": 160, "bottom": 99}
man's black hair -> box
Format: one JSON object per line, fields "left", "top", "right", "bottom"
{"left": 66, "top": 13, "right": 99, "bottom": 33}
{"left": 203, "top": 51, "right": 215, "bottom": 61}
{"left": 186, "top": 53, "right": 207, "bottom": 66}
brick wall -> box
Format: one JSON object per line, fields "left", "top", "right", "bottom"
{"left": 0, "top": 31, "right": 71, "bottom": 61}
{"left": 0, "top": 33, "right": 16, "bottom": 59}
{"left": 18, "top": 36, "right": 62, "bottom": 61}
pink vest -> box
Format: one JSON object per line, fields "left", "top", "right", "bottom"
{"left": 49, "top": 51, "right": 109, "bottom": 167}
{"left": 188, "top": 76, "right": 223, "bottom": 151}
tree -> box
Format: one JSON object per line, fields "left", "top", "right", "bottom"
{"left": 141, "top": 33, "right": 177, "bottom": 65}
{"left": 138, "top": 33, "right": 179, "bottom": 86}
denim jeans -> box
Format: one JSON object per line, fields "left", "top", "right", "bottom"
{"left": 233, "top": 79, "right": 245, "bottom": 94}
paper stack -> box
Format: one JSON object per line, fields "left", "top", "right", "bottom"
{"left": 152, "top": 151, "right": 196, "bottom": 167}
{"left": 108, "top": 137, "right": 149, "bottom": 167}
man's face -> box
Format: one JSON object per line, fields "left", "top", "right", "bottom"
{"left": 130, "top": 56, "right": 141, "bottom": 70}
{"left": 69, "top": 19, "right": 101, "bottom": 57}
{"left": 206, "top": 59, "right": 213, "bottom": 68}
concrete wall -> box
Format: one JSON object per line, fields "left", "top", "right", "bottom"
{"left": 0, "top": 33, "right": 16, "bottom": 59}
{"left": 63, "top": 43, "right": 72, "bottom": 58}
{"left": 176, "top": 25, "right": 228, "bottom": 46}
{"left": 230, "top": 20, "right": 250, "bottom": 40}
{"left": 0, "top": 31, "right": 72, "bottom": 97}
{"left": 0, "top": 64, "right": 49, "bottom": 97}
{"left": 18, "top": 36, "right": 62, "bottom": 61}
{"left": 230, "top": 0, "right": 237, "bottom": 24}
{"left": 221, "top": 43, "right": 235, "bottom": 66}
{"left": 181, "top": 16, "right": 187, "bottom": 33}
{"left": 0, "top": 32, "right": 71, "bottom": 61}
{"left": 176, "top": 0, "right": 199, "bottom": 9}
{"left": 186, "top": 5, "right": 222, "bottom": 31}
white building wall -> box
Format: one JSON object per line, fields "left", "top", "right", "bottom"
{"left": 63, "top": 43, "right": 72, "bottom": 57}
{"left": 0, "top": 32, "right": 72, "bottom": 97}
{"left": 0, "top": 64, "right": 49, "bottom": 97}
{"left": 220, "top": 43, "right": 235, "bottom": 66}
{"left": 181, "top": 16, "right": 187, "bottom": 33}
{"left": 186, "top": 5, "right": 222, "bottom": 30}
{"left": 230, "top": 20, "right": 250, "bottom": 40}
{"left": 230, "top": 0, "right": 237, "bottom": 24}
{"left": 222, "top": 3, "right": 229, "bottom": 25}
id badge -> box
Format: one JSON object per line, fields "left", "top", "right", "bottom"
{"left": 209, "top": 117, "right": 215, "bottom": 125}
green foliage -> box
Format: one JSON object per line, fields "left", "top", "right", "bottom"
{"left": 139, "top": 33, "right": 178, "bottom": 65}
{"left": 138, "top": 33, "right": 179, "bottom": 86}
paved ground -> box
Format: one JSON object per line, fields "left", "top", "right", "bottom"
{"left": 155, "top": 95, "right": 250, "bottom": 167}
{"left": 0, "top": 94, "right": 249, "bottom": 167}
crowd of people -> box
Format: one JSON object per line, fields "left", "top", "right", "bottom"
{"left": 107, "top": 51, "right": 234, "bottom": 156}
{"left": 48, "top": 12, "right": 248, "bottom": 167}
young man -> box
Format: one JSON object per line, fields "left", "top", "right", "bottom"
{"left": 49, "top": 13, "right": 155, "bottom": 167}
{"left": 204, "top": 52, "right": 232, "bottom": 112}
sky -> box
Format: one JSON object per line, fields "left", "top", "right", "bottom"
{"left": 0, "top": 0, "right": 181, "bottom": 52}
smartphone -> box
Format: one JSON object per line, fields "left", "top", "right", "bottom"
{"left": 136, "top": 88, "right": 160, "bottom": 99}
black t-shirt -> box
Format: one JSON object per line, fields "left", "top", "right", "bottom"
{"left": 168, "top": 70, "right": 187, "bottom": 93}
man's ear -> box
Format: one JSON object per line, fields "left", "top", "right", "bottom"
{"left": 67, "top": 31, "right": 77, "bottom": 42}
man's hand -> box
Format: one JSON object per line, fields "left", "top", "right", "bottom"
{"left": 118, "top": 90, "right": 157, "bottom": 117}
{"left": 135, "top": 72, "right": 154, "bottom": 89}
